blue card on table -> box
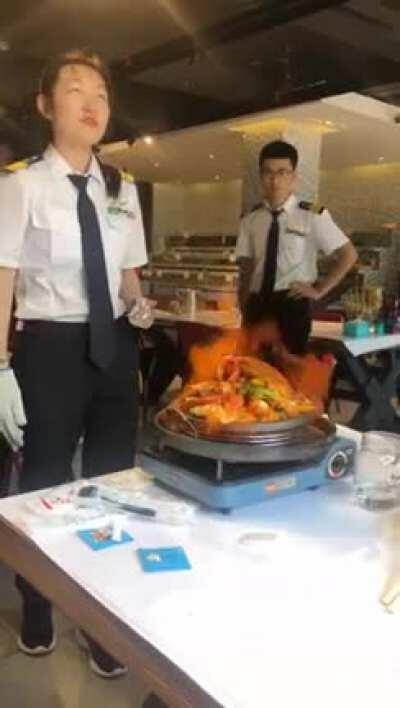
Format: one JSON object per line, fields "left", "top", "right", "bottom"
{"left": 77, "top": 526, "right": 133, "bottom": 551}
{"left": 137, "top": 546, "right": 191, "bottom": 573}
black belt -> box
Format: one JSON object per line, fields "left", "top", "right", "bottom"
{"left": 18, "top": 319, "right": 90, "bottom": 334}
{"left": 18, "top": 317, "right": 124, "bottom": 335}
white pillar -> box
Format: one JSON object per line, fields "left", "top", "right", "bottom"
{"left": 284, "top": 125, "right": 322, "bottom": 203}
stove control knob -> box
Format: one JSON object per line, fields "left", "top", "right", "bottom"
{"left": 327, "top": 450, "right": 348, "bottom": 479}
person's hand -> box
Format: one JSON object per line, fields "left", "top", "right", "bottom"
{"left": 289, "top": 282, "right": 321, "bottom": 301}
{"left": 0, "top": 369, "right": 26, "bottom": 450}
{"left": 127, "top": 298, "right": 156, "bottom": 330}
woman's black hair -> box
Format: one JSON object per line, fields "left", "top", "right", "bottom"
{"left": 97, "top": 159, "right": 122, "bottom": 199}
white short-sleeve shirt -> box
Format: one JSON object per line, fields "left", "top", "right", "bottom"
{"left": 0, "top": 145, "right": 148, "bottom": 321}
{"left": 235, "top": 193, "right": 348, "bottom": 293}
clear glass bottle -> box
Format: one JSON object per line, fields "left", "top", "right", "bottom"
{"left": 354, "top": 431, "right": 400, "bottom": 510}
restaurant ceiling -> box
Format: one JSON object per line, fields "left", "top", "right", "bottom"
{"left": 0, "top": 1, "right": 398, "bottom": 155}
{"left": 100, "top": 94, "right": 400, "bottom": 183}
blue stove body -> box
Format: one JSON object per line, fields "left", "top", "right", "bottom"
{"left": 142, "top": 436, "right": 356, "bottom": 513}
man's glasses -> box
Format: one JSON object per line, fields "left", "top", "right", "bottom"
{"left": 261, "top": 168, "right": 294, "bottom": 179}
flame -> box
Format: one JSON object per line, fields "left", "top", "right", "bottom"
{"left": 188, "top": 322, "right": 280, "bottom": 382}
{"left": 188, "top": 323, "right": 334, "bottom": 410}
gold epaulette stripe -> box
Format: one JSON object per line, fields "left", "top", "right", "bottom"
{"left": 299, "top": 200, "right": 325, "bottom": 215}
{"left": 2, "top": 160, "right": 29, "bottom": 173}
{"left": 120, "top": 170, "right": 134, "bottom": 183}
{"left": 1, "top": 155, "right": 42, "bottom": 175}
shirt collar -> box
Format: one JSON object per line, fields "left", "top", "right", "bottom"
{"left": 43, "top": 144, "right": 104, "bottom": 185}
{"left": 263, "top": 193, "right": 297, "bottom": 214}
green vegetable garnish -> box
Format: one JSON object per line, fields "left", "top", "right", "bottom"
{"left": 241, "top": 380, "right": 277, "bottom": 401}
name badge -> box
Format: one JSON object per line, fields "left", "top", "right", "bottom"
{"left": 107, "top": 199, "right": 136, "bottom": 220}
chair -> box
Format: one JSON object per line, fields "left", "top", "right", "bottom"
{"left": 312, "top": 309, "right": 344, "bottom": 323}
{"left": 311, "top": 309, "right": 359, "bottom": 415}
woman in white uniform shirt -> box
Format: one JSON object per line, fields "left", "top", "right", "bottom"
{"left": 0, "top": 50, "right": 152, "bottom": 678}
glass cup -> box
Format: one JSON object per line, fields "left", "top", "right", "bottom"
{"left": 175, "top": 289, "right": 196, "bottom": 317}
{"left": 354, "top": 431, "right": 400, "bottom": 510}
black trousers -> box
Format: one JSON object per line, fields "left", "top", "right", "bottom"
{"left": 13, "top": 317, "right": 139, "bottom": 492}
{"left": 243, "top": 290, "right": 311, "bottom": 355}
{"left": 12, "top": 317, "right": 139, "bottom": 642}
{"left": 0, "top": 435, "right": 12, "bottom": 498}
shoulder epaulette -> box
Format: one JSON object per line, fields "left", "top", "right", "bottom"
{"left": 299, "top": 200, "right": 325, "bottom": 215}
{"left": 119, "top": 169, "right": 134, "bottom": 183}
{"left": 0, "top": 155, "right": 42, "bottom": 175}
{"left": 246, "top": 202, "right": 263, "bottom": 214}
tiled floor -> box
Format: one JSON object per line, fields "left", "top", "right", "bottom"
{"left": 0, "top": 563, "right": 150, "bottom": 708}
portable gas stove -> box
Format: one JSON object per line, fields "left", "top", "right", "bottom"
{"left": 142, "top": 417, "right": 356, "bottom": 512}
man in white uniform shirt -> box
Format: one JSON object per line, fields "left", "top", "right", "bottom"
{"left": 236, "top": 140, "right": 357, "bottom": 354}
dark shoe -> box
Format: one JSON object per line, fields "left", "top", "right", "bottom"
{"left": 18, "top": 603, "right": 56, "bottom": 656}
{"left": 142, "top": 694, "right": 169, "bottom": 708}
{"left": 76, "top": 630, "right": 127, "bottom": 679}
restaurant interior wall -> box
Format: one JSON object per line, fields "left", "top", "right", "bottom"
{"left": 152, "top": 160, "right": 400, "bottom": 250}
{"left": 320, "top": 163, "right": 400, "bottom": 232}
{"left": 152, "top": 184, "right": 185, "bottom": 252}
{"left": 153, "top": 180, "right": 242, "bottom": 251}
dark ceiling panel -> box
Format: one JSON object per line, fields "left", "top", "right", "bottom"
{"left": 117, "top": 0, "right": 348, "bottom": 75}
{"left": 0, "top": 1, "right": 264, "bottom": 59}
{"left": 115, "top": 0, "right": 400, "bottom": 121}
{"left": 0, "top": 0, "right": 398, "bottom": 155}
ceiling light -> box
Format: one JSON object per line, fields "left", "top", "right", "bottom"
{"left": 215, "top": 174, "right": 221, "bottom": 181}
{"left": 324, "top": 120, "right": 334, "bottom": 127}
{"left": 0, "top": 40, "right": 10, "bottom": 52}
{"left": 143, "top": 136, "right": 154, "bottom": 145}
{"left": 154, "top": 162, "right": 160, "bottom": 167}
{"left": 209, "top": 153, "right": 215, "bottom": 159}
{"left": 378, "top": 156, "right": 385, "bottom": 162}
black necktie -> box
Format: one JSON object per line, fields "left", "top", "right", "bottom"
{"left": 68, "top": 174, "right": 115, "bottom": 369}
{"left": 260, "top": 209, "right": 282, "bottom": 299}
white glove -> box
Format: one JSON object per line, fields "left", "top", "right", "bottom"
{"left": 127, "top": 298, "right": 155, "bottom": 330}
{"left": 0, "top": 369, "right": 26, "bottom": 451}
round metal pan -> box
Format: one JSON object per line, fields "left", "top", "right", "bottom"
{"left": 211, "top": 413, "right": 316, "bottom": 435}
{"left": 154, "top": 416, "right": 336, "bottom": 464}
{"left": 155, "top": 408, "right": 316, "bottom": 441}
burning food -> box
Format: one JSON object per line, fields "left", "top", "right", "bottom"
{"left": 159, "top": 355, "right": 317, "bottom": 437}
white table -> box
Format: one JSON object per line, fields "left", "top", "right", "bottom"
{"left": 1, "top": 426, "right": 400, "bottom": 708}
{"left": 312, "top": 321, "right": 400, "bottom": 357}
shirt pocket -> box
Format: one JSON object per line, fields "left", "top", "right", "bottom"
{"left": 104, "top": 210, "right": 131, "bottom": 267}
{"left": 47, "top": 205, "right": 82, "bottom": 267}
{"left": 279, "top": 232, "right": 307, "bottom": 269}
{"left": 22, "top": 204, "right": 53, "bottom": 266}
{"left": 249, "top": 228, "right": 261, "bottom": 261}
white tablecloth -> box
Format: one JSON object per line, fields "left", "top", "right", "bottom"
{"left": 2, "top": 426, "right": 400, "bottom": 708}
{"left": 312, "top": 321, "right": 400, "bottom": 357}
